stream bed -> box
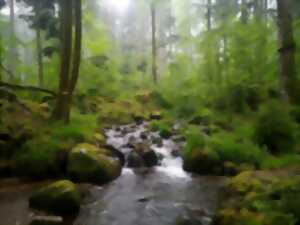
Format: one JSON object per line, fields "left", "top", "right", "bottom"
{"left": 0, "top": 122, "right": 226, "bottom": 225}
{"left": 74, "top": 122, "right": 226, "bottom": 225}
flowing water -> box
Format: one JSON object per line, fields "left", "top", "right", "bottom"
{"left": 74, "top": 123, "right": 226, "bottom": 225}
{"left": 0, "top": 122, "right": 226, "bottom": 225}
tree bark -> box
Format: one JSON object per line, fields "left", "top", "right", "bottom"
{"left": 241, "top": 0, "right": 248, "bottom": 24}
{"left": 151, "top": 3, "right": 158, "bottom": 84}
{"left": 36, "top": 27, "right": 44, "bottom": 88}
{"left": 207, "top": 0, "right": 212, "bottom": 30}
{"left": 35, "top": 1, "right": 44, "bottom": 88}
{"left": 8, "top": 0, "right": 17, "bottom": 81}
{"left": 66, "top": 0, "right": 82, "bottom": 121}
{"left": 277, "top": 0, "right": 299, "bottom": 103}
{"left": 70, "top": 0, "right": 82, "bottom": 94}
{"left": 53, "top": 0, "right": 73, "bottom": 122}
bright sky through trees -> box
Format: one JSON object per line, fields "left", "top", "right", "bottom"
{"left": 107, "top": 0, "right": 131, "bottom": 13}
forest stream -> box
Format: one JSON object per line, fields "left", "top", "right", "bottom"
{"left": 0, "top": 122, "right": 226, "bottom": 225}
{"left": 73, "top": 122, "right": 226, "bottom": 225}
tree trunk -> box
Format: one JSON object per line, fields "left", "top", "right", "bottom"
{"left": 66, "top": 0, "right": 82, "bottom": 121}
{"left": 207, "top": 0, "right": 212, "bottom": 30}
{"left": 35, "top": 1, "right": 44, "bottom": 88}
{"left": 36, "top": 27, "right": 44, "bottom": 88}
{"left": 151, "top": 3, "right": 158, "bottom": 84}
{"left": 53, "top": 0, "right": 73, "bottom": 122}
{"left": 241, "top": 0, "right": 248, "bottom": 24}
{"left": 277, "top": 0, "right": 298, "bottom": 103}
{"left": 70, "top": 0, "right": 82, "bottom": 94}
{"left": 8, "top": 0, "right": 17, "bottom": 81}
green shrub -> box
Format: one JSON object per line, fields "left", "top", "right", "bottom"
{"left": 14, "top": 136, "right": 65, "bottom": 178}
{"left": 209, "top": 132, "right": 265, "bottom": 166}
{"left": 254, "top": 102, "right": 297, "bottom": 154}
{"left": 150, "top": 120, "right": 173, "bottom": 139}
{"left": 183, "top": 126, "right": 206, "bottom": 154}
{"left": 261, "top": 154, "right": 300, "bottom": 169}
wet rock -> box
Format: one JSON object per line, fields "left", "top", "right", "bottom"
{"left": 151, "top": 136, "right": 163, "bottom": 147}
{"left": 29, "top": 215, "right": 64, "bottom": 225}
{"left": 132, "top": 113, "right": 145, "bottom": 124}
{"left": 171, "top": 149, "right": 181, "bottom": 158}
{"left": 127, "top": 143, "right": 159, "bottom": 168}
{"left": 29, "top": 180, "right": 81, "bottom": 215}
{"left": 140, "top": 131, "right": 148, "bottom": 140}
{"left": 183, "top": 149, "right": 221, "bottom": 175}
{"left": 105, "top": 144, "right": 125, "bottom": 167}
{"left": 67, "top": 143, "right": 122, "bottom": 184}
{"left": 143, "top": 150, "right": 158, "bottom": 167}
{"left": 127, "top": 151, "right": 144, "bottom": 168}
{"left": 172, "top": 135, "right": 185, "bottom": 143}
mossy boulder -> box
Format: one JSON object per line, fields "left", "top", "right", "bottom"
{"left": 183, "top": 148, "right": 221, "bottom": 175}
{"left": 92, "top": 133, "right": 106, "bottom": 147}
{"left": 67, "top": 143, "right": 122, "bottom": 184}
{"left": 29, "top": 180, "right": 81, "bottom": 215}
{"left": 149, "top": 110, "right": 163, "bottom": 120}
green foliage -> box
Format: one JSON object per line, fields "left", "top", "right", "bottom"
{"left": 150, "top": 120, "right": 173, "bottom": 139}
{"left": 183, "top": 126, "right": 206, "bottom": 154}
{"left": 261, "top": 154, "right": 300, "bottom": 170}
{"left": 254, "top": 102, "right": 297, "bottom": 154}
{"left": 14, "top": 112, "right": 98, "bottom": 178}
{"left": 209, "top": 131, "right": 265, "bottom": 166}
{"left": 14, "top": 135, "right": 64, "bottom": 178}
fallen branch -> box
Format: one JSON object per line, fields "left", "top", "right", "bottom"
{"left": 0, "top": 63, "right": 56, "bottom": 96}
{"left": 0, "top": 81, "right": 56, "bottom": 96}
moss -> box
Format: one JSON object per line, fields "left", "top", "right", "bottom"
{"left": 29, "top": 180, "right": 81, "bottom": 215}
{"left": 228, "top": 171, "right": 265, "bottom": 194}
{"left": 183, "top": 148, "right": 221, "bottom": 175}
{"left": 92, "top": 133, "right": 106, "bottom": 146}
{"left": 14, "top": 136, "right": 65, "bottom": 178}
{"left": 67, "top": 143, "right": 121, "bottom": 184}
{"left": 215, "top": 170, "right": 300, "bottom": 225}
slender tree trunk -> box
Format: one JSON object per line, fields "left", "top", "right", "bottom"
{"left": 53, "top": 0, "right": 73, "bottom": 122}
{"left": 66, "top": 0, "right": 82, "bottom": 121}
{"left": 151, "top": 3, "right": 158, "bottom": 84}
{"left": 207, "top": 0, "right": 212, "bottom": 30}
{"left": 277, "top": 0, "right": 298, "bottom": 103}
{"left": 264, "top": 0, "right": 268, "bottom": 21}
{"left": 35, "top": 1, "right": 44, "bottom": 88}
{"left": 36, "top": 28, "right": 44, "bottom": 88}
{"left": 8, "top": 0, "right": 16, "bottom": 81}
{"left": 241, "top": 0, "right": 248, "bottom": 24}
{"left": 70, "top": 0, "right": 82, "bottom": 94}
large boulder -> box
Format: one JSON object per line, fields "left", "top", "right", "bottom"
{"left": 127, "top": 143, "right": 159, "bottom": 168}
{"left": 183, "top": 149, "right": 221, "bottom": 175}
{"left": 67, "top": 143, "right": 122, "bottom": 185}
{"left": 29, "top": 180, "right": 81, "bottom": 215}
